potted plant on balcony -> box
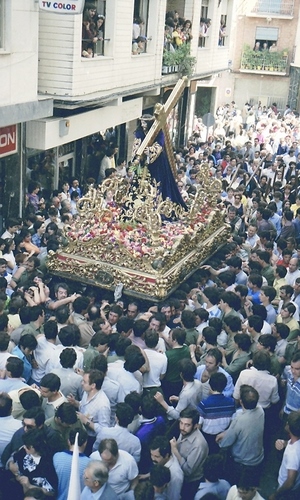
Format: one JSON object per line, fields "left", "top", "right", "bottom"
{"left": 162, "top": 49, "right": 176, "bottom": 74}
{"left": 175, "top": 43, "right": 196, "bottom": 77}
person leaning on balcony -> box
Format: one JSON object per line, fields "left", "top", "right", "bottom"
{"left": 132, "top": 37, "right": 146, "bottom": 55}
{"left": 82, "top": 3, "right": 98, "bottom": 56}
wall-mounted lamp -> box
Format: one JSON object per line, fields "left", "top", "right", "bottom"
{"left": 59, "top": 119, "right": 70, "bottom": 137}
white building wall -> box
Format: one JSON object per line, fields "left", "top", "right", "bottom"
{"left": 0, "top": 0, "right": 39, "bottom": 106}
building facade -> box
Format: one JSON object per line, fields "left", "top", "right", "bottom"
{"left": 0, "top": 0, "right": 235, "bottom": 226}
{"left": 216, "top": 0, "right": 300, "bottom": 112}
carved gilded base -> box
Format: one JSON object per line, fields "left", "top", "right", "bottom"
{"left": 47, "top": 224, "right": 230, "bottom": 301}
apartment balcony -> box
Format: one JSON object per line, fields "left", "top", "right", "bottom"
{"left": 248, "top": 0, "right": 294, "bottom": 18}
{"left": 161, "top": 44, "right": 196, "bottom": 78}
{"left": 240, "top": 49, "right": 289, "bottom": 75}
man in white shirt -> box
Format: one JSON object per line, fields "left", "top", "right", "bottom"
{"left": 0, "top": 392, "right": 22, "bottom": 466}
{"left": 274, "top": 411, "right": 300, "bottom": 499}
{"left": 233, "top": 351, "right": 279, "bottom": 409}
{"left": 286, "top": 258, "right": 300, "bottom": 286}
{"left": 40, "top": 373, "right": 67, "bottom": 420}
{"left": 143, "top": 330, "right": 167, "bottom": 390}
{"left": 93, "top": 403, "right": 141, "bottom": 462}
{"left": 90, "top": 438, "right": 139, "bottom": 495}
{"left": 150, "top": 435, "right": 184, "bottom": 500}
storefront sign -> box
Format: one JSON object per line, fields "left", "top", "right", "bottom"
{"left": 38, "top": 0, "right": 85, "bottom": 14}
{"left": 0, "top": 125, "right": 18, "bottom": 158}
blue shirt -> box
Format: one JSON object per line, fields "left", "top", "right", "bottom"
{"left": 53, "top": 450, "right": 89, "bottom": 500}
{"left": 195, "top": 366, "right": 234, "bottom": 398}
{"left": 11, "top": 345, "right": 32, "bottom": 383}
{"left": 284, "top": 369, "right": 300, "bottom": 414}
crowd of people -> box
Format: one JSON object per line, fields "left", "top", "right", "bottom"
{"left": 1, "top": 100, "right": 300, "bottom": 499}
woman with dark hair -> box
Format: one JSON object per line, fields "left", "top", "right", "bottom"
{"left": 8, "top": 428, "right": 58, "bottom": 498}
{"left": 2, "top": 238, "right": 16, "bottom": 273}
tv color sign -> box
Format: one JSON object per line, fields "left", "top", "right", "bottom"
{"left": 0, "top": 125, "right": 18, "bottom": 158}
{"left": 39, "top": 0, "right": 85, "bottom": 14}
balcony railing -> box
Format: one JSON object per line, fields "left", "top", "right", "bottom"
{"left": 240, "top": 49, "right": 289, "bottom": 75}
{"left": 250, "top": 0, "right": 294, "bottom": 17}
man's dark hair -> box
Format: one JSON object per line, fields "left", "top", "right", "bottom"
{"left": 181, "top": 310, "right": 196, "bottom": 329}
{"left": 19, "top": 333, "right": 38, "bottom": 351}
{"left": 124, "top": 345, "right": 145, "bottom": 372}
{"left": 73, "top": 296, "right": 90, "bottom": 314}
{"left": 248, "top": 314, "right": 264, "bottom": 332}
{"left": 223, "top": 315, "right": 241, "bottom": 332}
{"left": 206, "top": 348, "right": 222, "bottom": 365}
{"left": 248, "top": 274, "right": 263, "bottom": 288}
{"left": 194, "top": 308, "right": 209, "bottom": 322}
{"left": 252, "top": 304, "right": 267, "bottom": 320}
{"left": 90, "top": 353, "right": 108, "bottom": 373}
{"left": 180, "top": 408, "right": 199, "bottom": 426}
{"left": 258, "top": 334, "right": 276, "bottom": 353}
{"left": 287, "top": 411, "right": 300, "bottom": 438}
{"left": 116, "top": 403, "right": 134, "bottom": 427}
{"left": 203, "top": 287, "right": 221, "bottom": 305}
{"left": 55, "top": 305, "right": 70, "bottom": 324}
{"left": 28, "top": 305, "right": 44, "bottom": 322}
{"left": 59, "top": 325, "right": 76, "bottom": 346}
{"left": 141, "top": 394, "right": 161, "bottom": 419}
{"left": 203, "top": 454, "right": 225, "bottom": 483}
{"left": 202, "top": 326, "right": 218, "bottom": 346}
{"left": 171, "top": 328, "right": 186, "bottom": 345}
{"left": 144, "top": 329, "right": 159, "bottom": 349}
{"left": 87, "top": 369, "right": 105, "bottom": 390}
{"left": 0, "top": 392, "right": 12, "bottom": 417}
{"left": 179, "top": 359, "right": 196, "bottom": 382}
{"left": 109, "top": 304, "right": 123, "bottom": 318}
{"left": 19, "top": 389, "right": 41, "bottom": 410}
{"left": 60, "top": 347, "right": 77, "bottom": 368}
{"left": 23, "top": 406, "right": 45, "bottom": 427}
{"left": 0, "top": 331, "right": 10, "bottom": 351}
{"left": 56, "top": 402, "right": 77, "bottom": 425}
{"left": 209, "top": 372, "right": 227, "bottom": 393}
{"left": 240, "top": 384, "right": 259, "bottom": 410}
{"left": 276, "top": 265, "right": 287, "bottom": 279}
{"left": 90, "top": 332, "right": 109, "bottom": 348}
{"left": 44, "top": 320, "right": 58, "bottom": 340}
{"left": 115, "top": 337, "right": 132, "bottom": 356}
{"left": 218, "top": 270, "right": 236, "bottom": 287}
{"left": 124, "top": 391, "right": 142, "bottom": 415}
{"left": 133, "top": 319, "right": 149, "bottom": 338}
{"left": 150, "top": 465, "right": 171, "bottom": 488}
{"left": 150, "top": 435, "right": 171, "bottom": 456}
{"left": 220, "top": 291, "right": 241, "bottom": 310}
{"left": 6, "top": 356, "right": 24, "bottom": 378}
{"left": 116, "top": 317, "right": 134, "bottom": 335}
{"left": 252, "top": 350, "right": 271, "bottom": 372}
{"left": 274, "top": 323, "right": 290, "bottom": 339}
{"left": 69, "top": 428, "right": 88, "bottom": 446}
{"left": 234, "top": 333, "right": 252, "bottom": 352}
{"left": 40, "top": 373, "right": 61, "bottom": 392}
{"left": 257, "top": 250, "right": 270, "bottom": 264}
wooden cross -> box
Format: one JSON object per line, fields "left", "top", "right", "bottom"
{"left": 135, "top": 77, "right": 187, "bottom": 179}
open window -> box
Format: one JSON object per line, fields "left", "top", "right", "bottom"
{"left": 199, "top": 0, "right": 211, "bottom": 48}
{"left": 255, "top": 26, "right": 279, "bottom": 50}
{"left": 132, "top": 0, "right": 149, "bottom": 55}
{"left": 81, "top": 1, "right": 107, "bottom": 58}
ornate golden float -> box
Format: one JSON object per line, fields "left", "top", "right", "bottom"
{"left": 47, "top": 78, "right": 229, "bottom": 300}
{"left": 47, "top": 164, "right": 229, "bottom": 300}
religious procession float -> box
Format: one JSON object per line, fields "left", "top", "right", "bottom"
{"left": 47, "top": 79, "right": 229, "bottom": 300}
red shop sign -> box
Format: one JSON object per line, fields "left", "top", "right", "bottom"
{"left": 0, "top": 125, "right": 18, "bottom": 158}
